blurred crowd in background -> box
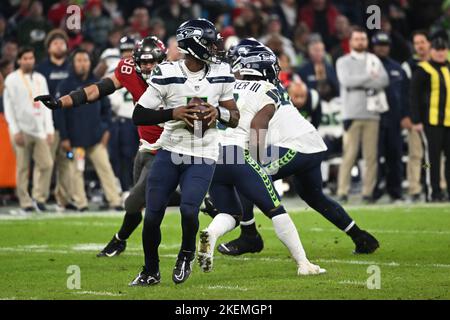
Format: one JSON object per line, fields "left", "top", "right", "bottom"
{"left": 1, "top": 0, "right": 450, "bottom": 212}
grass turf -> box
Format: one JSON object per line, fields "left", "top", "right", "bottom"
{"left": 0, "top": 204, "right": 449, "bottom": 300}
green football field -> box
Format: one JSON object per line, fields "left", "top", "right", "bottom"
{"left": 0, "top": 204, "right": 449, "bottom": 300}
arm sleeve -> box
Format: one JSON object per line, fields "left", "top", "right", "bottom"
{"left": 132, "top": 104, "right": 173, "bottom": 125}
{"left": 336, "top": 58, "right": 371, "bottom": 88}
{"left": 409, "top": 68, "right": 428, "bottom": 124}
{"left": 3, "top": 78, "right": 20, "bottom": 135}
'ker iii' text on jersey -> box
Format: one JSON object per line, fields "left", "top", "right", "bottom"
{"left": 137, "top": 60, "right": 235, "bottom": 160}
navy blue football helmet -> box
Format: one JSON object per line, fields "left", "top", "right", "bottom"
{"left": 226, "top": 38, "right": 263, "bottom": 72}
{"left": 119, "top": 35, "right": 139, "bottom": 53}
{"left": 238, "top": 45, "right": 280, "bottom": 85}
{"left": 176, "top": 18, "right": 223, "bottom": 63}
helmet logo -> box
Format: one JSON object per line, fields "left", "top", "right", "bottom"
{"left": 141, "top": 53, "right": 154, "bottom": 60}
{"left": 176, "top": 27, "right": 203, "bottom": 41}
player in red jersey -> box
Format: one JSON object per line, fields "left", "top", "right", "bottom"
{"left": 35, "top": 36, "right": 168, "bottom": 257}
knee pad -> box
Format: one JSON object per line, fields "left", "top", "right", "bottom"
{"left": 265, "top": 205, "right": 287, "bottom": 219}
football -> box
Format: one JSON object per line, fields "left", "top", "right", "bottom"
{"left": 186, "top": 97, "right": 212, "bottom": 137}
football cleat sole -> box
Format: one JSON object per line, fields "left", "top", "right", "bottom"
{"left": 198, "top": 230, "right": 213, "bottom": 272}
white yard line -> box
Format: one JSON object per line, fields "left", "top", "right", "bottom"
{"left": 1, "top": 203, "right": 449, "bottom": 220}
{"left": 71, "top": 290, "right": 123, "bottom": 297}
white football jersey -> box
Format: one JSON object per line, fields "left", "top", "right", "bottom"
{"left": 109, "top": 87, "right": 134, "bottom": 119}
{"left": 221, "top": 80, "right": 280, "bottom": 149}
{"left": 267, "top": 86, "right": 327, "bottom": 154}
{"left": 100, "top": 48, "right": 121, "bottom": 76}
{"left": 137, "top": 60, "right": 235, "bottom": 161}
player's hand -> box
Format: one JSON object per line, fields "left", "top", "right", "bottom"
{"left": 14, "top": 132, "right": 25, "bottom": 147}
{"left": 173, "top": 105, "right": 200, "bottom": 127}
{"left": 34, "top": 95, "right": 62, "bottom": 110}
{"left": 200, "top": 102, "right": 219, "bottom": 126}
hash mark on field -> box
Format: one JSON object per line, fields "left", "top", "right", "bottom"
{"left": 338, "top": 280, "right": 366, "bottom": 286}
{"left": 71, "top": 290, "right": 123, "bottom": 297}
{"left": 317, "top": 259, "right": 400, "bottom": 267}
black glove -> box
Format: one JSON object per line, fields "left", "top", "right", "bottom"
{"left": 34, "top": 95, "right": 62, "bottom": 110}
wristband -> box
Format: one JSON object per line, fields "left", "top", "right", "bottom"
{"left": 217, "top": 106, "right": 231, "bottom": 123}
{"left": 69, "top": 89, "right": 88, "bottom": 106}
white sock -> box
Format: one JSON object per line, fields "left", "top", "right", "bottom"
{"left": 272, "top": 213, "right": 307, "bottom": 265}
{"left": 206, "top": 213, "right": 238, "bottom": 250}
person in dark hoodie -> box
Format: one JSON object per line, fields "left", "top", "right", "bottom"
{"left": 371, "top": 32, "right": 408, "bottom": 203}
{"left": 55, "top": 49, "right": 122, "bottom": 211}
{"left": 36, "top": 29, "right": 73, "bottom": 211}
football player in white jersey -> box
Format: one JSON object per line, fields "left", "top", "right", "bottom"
{"left": 129, "top": 19, "right": 239, "bottom": 286}
{"left": 197, "top": 45, "right": 326, "bottom": 276}
{"left": 94, "top": 35, "right": 137, "bottom": 78}
{"left": 214, "top": 41, "right": 379, "bottom": 257}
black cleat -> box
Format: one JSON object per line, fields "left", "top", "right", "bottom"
{"left": 352, "top": 230, "right": 380, "bottom": 254}
{"left": 217, "top": 233, "right": 264, "bottom": 256}
{"left": 65, "top": 203, "right": 78, "bottom": 211}
{"left": 172, "top": 252, "right": 194, "bottom": 284}
{"left": 200, "top": 196, "right": 219, "bottom": 218}
{"left": 35, "top": 202, "right": 47, "bottom": 212}
{"left": 97, "top": 235, "right": 127, "bottom": 257}
{"left": 129, "top": 268, "right": 161, "bottom": 286}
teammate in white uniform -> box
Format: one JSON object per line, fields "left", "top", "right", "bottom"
{"left": 198, "top": 45, "right": 326, "bottom": 277}
{"left": 129, "top": 19, "right": 239, "bottom": 286}
{"left": 213, "top": 41, "right": 379, "bottom": 257}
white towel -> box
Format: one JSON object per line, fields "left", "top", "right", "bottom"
{"left": 366, "top": 89, "right": 389, "bottom": 113}
{"left": 138, "top": 138, "right": 162, "bottom": 153}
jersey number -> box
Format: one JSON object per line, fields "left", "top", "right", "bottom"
{"left": 121, "top": 58, "right": 134, "bottom": 74}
